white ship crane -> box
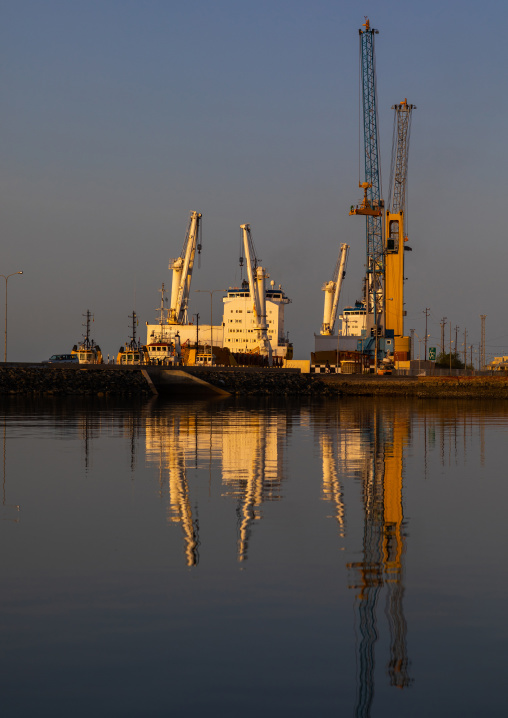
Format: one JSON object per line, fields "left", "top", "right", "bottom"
{"left": 320, "top": 243, "right": 349, "bottom": 335}
{"left": 168, "top": 211, "right": 202, "bottom": 325}
{"left": 240, "top": 223, "right": 273, "bottom": 365}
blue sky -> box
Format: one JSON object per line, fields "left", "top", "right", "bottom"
{"left": 1, "top": 0, "right": 506, "bottom": 362}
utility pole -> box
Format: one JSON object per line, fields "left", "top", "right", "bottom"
{"left": 423, "top": 308, "right": 430, "bottom": 361}
{"left": 480, "top": 314, "right": 486, "bottom": 370}
{"left": 449, "top": 322, "right": 452, "bottom": 373}
{"left": 463, "top": 328, "right": 467, "bottom": 369}
{"left": 454, "top": 326, "right": 459, "bottom": 358}
{"left": 440, "top": 317, "right": 447, "bottom": 356}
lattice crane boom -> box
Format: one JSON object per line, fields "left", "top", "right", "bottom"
{"left": 388, "top": 99, "right": 415, "bottom": 216}
{"left": 356, "top": 18, "right": 384, "bottom": 324}
{"left": 385, "top": 100, "right": 415, "bottom": 339}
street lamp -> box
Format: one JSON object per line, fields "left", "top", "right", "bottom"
{"left": 0, "top": 272, "right": 23, "bottom": 362}
{"left": 195, "top": 289, "right": 226, "bottom": 366}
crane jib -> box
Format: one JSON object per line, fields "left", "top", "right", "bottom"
{"left": 360, "top": 26, "right": 383, "bottom": 274}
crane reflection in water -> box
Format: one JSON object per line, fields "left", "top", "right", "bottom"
{"left": 7, "top": 396, "right": 493, "bottom": 715}
{"left": 144, "top": 403, "right": 289, "bottom": 566}
{"left": 139, "top": 398, "right": 498, "bottom": 716}
{"left": 144, "top": 398, "right": 413, "bottom": 712}
{"left": 318, "top": 402, "right": 412, "bottom": 717}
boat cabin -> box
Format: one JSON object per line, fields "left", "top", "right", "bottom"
{"left": 117, "top": 347, "right": 148, "bottom": 365}
{"left": 146, "top": 342, "right": 180, "bottom": 366}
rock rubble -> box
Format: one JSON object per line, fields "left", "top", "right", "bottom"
{"left": 0, "top": 366, "right": 152, "bottom": 397}
{"left": 185, "top": 369, "right": 334, "bottom": 396}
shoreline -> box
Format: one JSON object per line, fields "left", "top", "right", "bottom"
{"left": 1, "top": 365, "right": 508, "bottom": 399}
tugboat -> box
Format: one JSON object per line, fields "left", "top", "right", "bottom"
{"left": 117, "top": 311, "right": 149, "bottom": 365}
{"left": 71, "top": 310, "right": 103, "bottom": 364}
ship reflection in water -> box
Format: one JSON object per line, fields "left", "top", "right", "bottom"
{"left": 141, "top": 399, "right": 492, "bottom": 716}
{"left": 1, "top": 397, "right": 507, "bottom": 717}
{"left": 144, "top": 405, "right": 288, "bottom": 565}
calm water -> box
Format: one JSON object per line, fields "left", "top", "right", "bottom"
{"left": 1, "top": 396, "right": 507, "bottom": 717}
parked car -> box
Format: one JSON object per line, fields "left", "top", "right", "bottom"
{"left": 43, "top": 354, "right": 79, "bottom": 364}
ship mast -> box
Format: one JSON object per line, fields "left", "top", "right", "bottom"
{"left": 128, "top": 311, "right": 139, "bottom": 349}
{"left": 82, "top": 310, "right": 94, "bottom": 349}
{"left": 154, "top": 283, "right": 169, "bottom": 341}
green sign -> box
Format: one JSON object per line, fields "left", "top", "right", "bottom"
{"left": 429, "top": 347, "right": 436, "bottom": 361}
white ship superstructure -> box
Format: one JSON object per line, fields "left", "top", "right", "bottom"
{"left": 222, "top": 280, "right": 291, "bottom": 358}
{"left": 339, "top": 301, "right": 367, "bottom": 337}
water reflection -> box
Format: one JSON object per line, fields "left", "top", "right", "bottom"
{"left": 146, "top": 411, "right": 201, "bottom": 566}
{"left": 144, "top": 403, "right": 288, "bottom": 564}
{"left": 312, "top": 402, "right": 412, "bottom": 715}
{"left": 2, "top": 396, "right": 508, "bottom": 717}
{"left": 138, "top": 399, "right": 502, "bottom": 715}
{"left": 1, "top": 416, "right": 20, "bottom": 522}
{"left": 345, "top": 409, "right": 411, "bottom": 716}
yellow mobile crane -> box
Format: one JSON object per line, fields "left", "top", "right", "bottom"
{"left": 385, "top": 100, "right": 415, "bottom": 362}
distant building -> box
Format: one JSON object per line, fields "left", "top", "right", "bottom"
{"left": 487, "top": 356, "right": 508, "bottom": 370}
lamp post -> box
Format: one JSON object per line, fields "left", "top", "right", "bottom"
{"left": 1, "top": 272, "right": 23, "bottom": 362}
{"left": 195, "top": 289, "right": 225, "bottom": 366}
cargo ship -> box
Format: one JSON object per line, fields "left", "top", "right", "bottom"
{"left": 145, "top": 213, "right": 292, "bottom": 366}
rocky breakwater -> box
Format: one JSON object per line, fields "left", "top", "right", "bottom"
{"left": 194, "top": 371, "right": 508, "bottom": 400}
{"left": 184, "top": 368, "right": 336, "bottom": 397}
{"left": 416, "top": 375, "right": 508, "bottom": 399}
{"left": 318, "top": 374, "right": 419, "bottom": 396}
{"left": 317, "top": 374, "right": 508, "bottom": 399}
{"left": 0, "top": 365, "right": 153, "bottom": 397}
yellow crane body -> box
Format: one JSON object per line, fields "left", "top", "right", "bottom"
{"left": 384, "top": 210, "right": 405, "bottom": 338}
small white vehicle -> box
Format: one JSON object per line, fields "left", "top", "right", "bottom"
{"left": 44, "top": 354, "right": 79, "bottom": 364}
